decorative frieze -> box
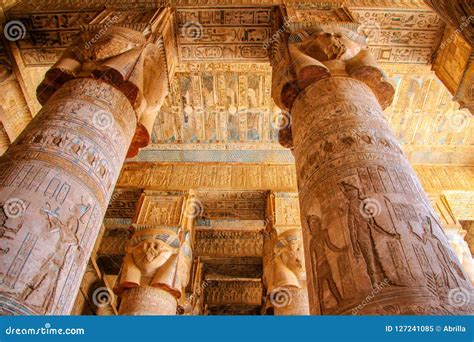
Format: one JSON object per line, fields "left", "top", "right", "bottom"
{"left": 204, "top": 280, "right": 262, "bottom": 306}
{"left": 195, "top": 230, "right": 263, "bottom": 257}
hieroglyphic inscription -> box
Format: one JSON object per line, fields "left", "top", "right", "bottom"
{"left": 176, "top": 8, "right": 274, "bottom": 62}
{"left": 117, "top": 163, "right": 297, "bottom": 191}
{"left": 195, "top": 230, "right": 263, "bottom": 257}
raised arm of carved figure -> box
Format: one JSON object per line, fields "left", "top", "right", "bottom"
{"left": 323, "top": 229, "right": 348, "bottom": 253}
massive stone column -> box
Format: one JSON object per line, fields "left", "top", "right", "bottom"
{"left": 263, "top": 193, "right": 309, "bottom": 315}
{"left": 114, "top": 191, "right": 195, "bottom": 315}
{"left": 0, "top": 22, "right": 170, "bottom": 314}
{"left": 270, "top": 23, "right": 474, "bottom": 314}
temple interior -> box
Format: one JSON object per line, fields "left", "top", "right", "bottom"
{"left": 0, "top": 0, "right": 473, "bottom": 316}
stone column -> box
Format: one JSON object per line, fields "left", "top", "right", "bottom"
{"left": 263, "top": 193, "right": 309, "bottom": 315}
{"left": 270, "top": 23, "right": 474, "bottom": 314}
{"left": 114, "top": 191, "right": 195, "bottom": 315}
{"left": 0, "top": 23, "right": 170, "bottom": 315}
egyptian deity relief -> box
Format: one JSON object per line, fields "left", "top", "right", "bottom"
{"left": 115, "top": 226, "right": 192, "bottom": 300}
{"left": 263, "top": 226, "right": 309, "bottom": 315}
{"left": 37, "top": 21, "right": 170, "bottom": 157}
{"left": 114, "top": 192, "right": 195, "bottom": 314}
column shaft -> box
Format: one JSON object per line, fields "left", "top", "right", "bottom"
{"left": 0, "top": 78, "right": 136, "bottom": 314}
{"left": 293, "top": 76, "right": 473, "bottom": 314}
{"left": 270, "top": 22, "right": 474, "bottom": 315}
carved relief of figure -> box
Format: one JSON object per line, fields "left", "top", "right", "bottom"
{"left": 420, "top": 216, "right": 465, "bottom": 287}
{"left": 339, "top": 182, "right": 400, "bottom": 287}
{"left": 307, "top": 215, "right": 346, "bottom": 309}
{"left": 21, "top": 200, "right": 89, "bottom": 311}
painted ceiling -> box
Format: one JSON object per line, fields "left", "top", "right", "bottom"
{"left": 140, "top": 63, "right": 473, "bottom": 166}
{"left": 3, "top": 2, "right": 472, "bottom": 166}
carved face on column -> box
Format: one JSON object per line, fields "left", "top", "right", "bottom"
{"left": 280, "top": 240, "right": 304, "bottom": 274}
{"left": 292, "top": 27, "right": 366, "bottom": 62}
{"left": 270, "top": 24, "right": 390, "bottom": 113}
{"left": 275, "top": 231, "right": 306, "bottom": 284}
{"left": 132, "top": 239, "right": 174, "bottom": 276}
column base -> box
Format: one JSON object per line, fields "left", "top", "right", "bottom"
{"left": 118, "top": 287, "right": 177, "bottom": 315}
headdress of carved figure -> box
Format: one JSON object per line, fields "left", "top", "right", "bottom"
{"left": 115, "top": 226, "right": 192, "bottom": 299}
{"left": 37, "top": 26, "right": 169, "bottom": 158}
{"left": 270, "top": 23, "right": 394, "bottom": 112}
{"left": 270, "top": 229, "right": 306, "bottom": 292}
